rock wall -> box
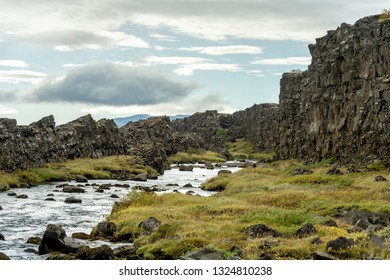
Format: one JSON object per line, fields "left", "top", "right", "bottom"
{"left": 278, "top": 15, "right": 390, "bottom": 164}
{"left": 220, "top": 103, "right": 279, "bottom": 151}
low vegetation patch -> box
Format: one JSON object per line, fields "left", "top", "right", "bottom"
{"left": 107, "top": 159, "right": 390, "bottom": 260}
{"left": 168, "top": 150, "right": 226, "bottom": 164}
{"left": 227, "top": 139, "right": 275, "bottom": 160}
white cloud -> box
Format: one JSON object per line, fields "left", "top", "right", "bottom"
{"left": 180, "top": 45, "right": 263, "bottom": 55}
{"left": 0, "top": 105, "right": 18, "bottom": 115}
{"left": 174, "top": 63, "right": 241, "bottom": 76}
{"left": 0, "top": 59, "right": 29, "bottom": 68}
{"left": 251, "top": 57, "right": 311, "bottom": 65}
{"left": 144, "top": 56, "right": 212, "bottom": 65}
{"left": 0, "top": 70, "right": 48, "bottom": 85}
{"left": 62, "top": 63, "right": 86, "bottom": 68}
{"left": 53, "top": 46, "right": 74, "bottom": 52}
{"left": 150, "top": 33, "right": 177, "bottom": 42}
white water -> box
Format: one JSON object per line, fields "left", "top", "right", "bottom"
{"left": 0, "top": 165, "right": 240, "bottom": 260}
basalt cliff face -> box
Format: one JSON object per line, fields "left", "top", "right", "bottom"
{"left": 278, "top": 15, "right": 390, "bottom": 164}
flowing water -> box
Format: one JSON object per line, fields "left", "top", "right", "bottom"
{"left": 0, "top": 164, "right": 240, "bottom": 260}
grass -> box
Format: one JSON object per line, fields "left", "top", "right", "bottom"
{"left": 227, "top": 139, "right": 275, "bottom": 160}
{"left": 168, "top": 150, "right": 226, "bottom": 164}
{"left": 106, "top": 159, "right": 390, "bottom": 260}
{"left": 0, "top": 155, "right": 158, "bottom": 189}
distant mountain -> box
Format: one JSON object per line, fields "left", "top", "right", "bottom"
{"left": 113, "top": 114, "right": 189, "bottom": 127}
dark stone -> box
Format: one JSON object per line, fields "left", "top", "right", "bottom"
{"left": 313, "top": 251, "right": 339, "bottom": 260}
{"left": 134, "top": 173, "right": 148, "bottom": 182}
{"left": 72, "top": 232, "right": 90, "bottom": 240}
{"left": 260, "top": 253, "right": 276, "bottom": 260}
{"left": 7, "top": 192, "right": 17, "bottom": 196}
{"left": 138, "top": 217, "right": 161, "bottom": 235}
{"left": 114, "top": 245, "right": 139, "bottom": 260}
{"left": 218, "top": 170, "right": 232, "bottom": 176}
{"left": 291, "top": 168, "right": 313, "bottom": 176}
{"left": 296, "top": 223, "right": 317, "bottom": 238}
{"left": 247, "top": 224, "right": 282, "bottom": 238}
{"left": 110, "top": 194, "right": 119, "bottom": 198}
{"left": 93, "top": 222, "right": 117, "bottom": 237}
{"left": 322, "top": 219, "right": 338, "bottom": 227}
{"left": 47, "top": 193, "right": 54, "bottom": 197}
{"left": 375, "top": 175, "right": 387, "bottom": 182}
{"left": 95, "top": 189, "right": 104, "bottom": 193}
{"left": 0, "top": 252, "right": 10, "bottom": 260}
{"left": 179, "top": 165, "right": 193, "bottom": 171}
{"left": 45, "top": 197, "right": 56, "bottom": 201}
{"left": 46, "top": 253, "right": 76, "bottom": 260}
{"left": 63, "top": 185, "right": 85, "bottom": 193}
{"left": 326, "top": 168, "right": 343, "bottom": 175}
{"left": 182, "top": 247, "right": 224, "bottom": 260}
{"left": 16, "top": 194, "right": 28, "bottom": 199}
{"left": 182, "top": 183, "right": 193, "bottom": 188}
{"left": 27, "top": 237, "right": 42, "bottom": 245}
{"left": 39, "top": 224, "right": 79, "bottom": 255}
{"left": 0, "top": 232, "right": 4, "bottom": 241}
{"left": 64, "top": 196, "right": 82, "bottom": 203}
{"left": 76, "top": 245, "right": 114, "bottom": 260}
{"left": 75, "top": 175, "right": 88, "bottom": 183}
{"left": 0, "top": 206, "right": 2, "bottom": 210}
{"left": 370, "top": 233, "right": 386, "bottom": 248}
{"left": 24, "top": 248, "right": 38, "bottom": 254}
{"left": 326, "top": 237, "right": 354, "bottom": 252}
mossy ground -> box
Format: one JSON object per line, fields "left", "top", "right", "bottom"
{"left": 107, "top": 159, "right": 390, "bottom": 260}
{"left": 0, "top": 155, "right": 157, "bottom": 189}
{"left": 168, "top": 150, "right": 227, "bottom": 164}
{"left": 227, "top": 138, "right": 276, "bottom": 160}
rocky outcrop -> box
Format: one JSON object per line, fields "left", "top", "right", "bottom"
{"left": 220, "top": 103, "right": 279, "bottom": 151}
{"left": 278, "top": 15, "right": 390, "bottom": 164}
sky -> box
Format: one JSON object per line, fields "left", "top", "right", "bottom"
{"left": 0, "top": 0, "right": 386, "bottom": 125}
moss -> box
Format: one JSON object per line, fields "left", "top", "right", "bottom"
{"left": 366, "top": 162, "right": 386, "bottom": 172}
{"left": 168, "top": 151, "right": 226, "bottom": 164}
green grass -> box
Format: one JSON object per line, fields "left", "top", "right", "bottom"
{"left": 168, "top": 151, "right": 226, "bottom": 164}
{"left": 107, "top": 159, "right": 390, "bottom": 260}
{"left": 0, "top": 155, "right": 157, "bottom": 189}
{"left": 227, "top": 139, "right": 275, "bottom": 160}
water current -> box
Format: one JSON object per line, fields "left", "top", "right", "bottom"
{"left": 0, "top": 164, "right": 240, "bottom": 260}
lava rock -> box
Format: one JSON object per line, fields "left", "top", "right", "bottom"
{"left": 0, "top": 233, "right": 4, "bottom": 241}
{"left": 76, "top": 245, "right": 114, "bottom": 260}
{"left": 16, "top": 194, "right": 28, "bottom": 199}
{"left": 63, "top": 185, "right": 85, "bottom": 193}
{"left": 64, "top": 196, "right": 82, "bottom": 203}
{"left": 182, "top": 183, "right": 193, "bottom": 188}
{"left": 0, "top": 252, "right": 10, "bottom": 260}
{"left": 7, "top": 192, "right": 17, "bottom": 196}
{"left": 93, "top": 222, "right": 117, "bottom": 238}
{"left": 313, "top": 251, "right": 339, "bottom": 260}
{"left": 134, "top": 173, "right": 148, "bottom": 182}
{"left": 26, "top": 237, "right": 42, "bottom": 245}
{"left": 179, "top": 165, "right": 193, "bottom": 171}
{"left": 110, "top": 194, "right": 120, "bottom": 198}
{"left": 138, "top": 217, "right": 161, "bottom": 235}
{"left": 182, "top": 247, "right": 224, "bottom": 260}
{"left": 72, "top": 232, "right": 90, "bottom": 240}
{"left": 296, "top": 223, "right": 317, "bottom": 238}
{"left": 38, "top": 224, "right": 82, "bottom": 255}
{"left": 247, "top": 224, "right": 282, "bottom": 238}
{"left": 75, "top": 175, "right": 88, "bottom": 183}
{"left": 326, "top": 237, "right": 354, "bottom": 252}
{"left": 45, "top": 197, "right": 56, "bottom": 201}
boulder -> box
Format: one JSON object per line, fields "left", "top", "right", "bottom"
{"left": 218, "top": 170, "right": 232, "bottom": 176}
{"left": 138, "top": 217, "right": 161, "bottom": 235}
{"left": 134, "top": 173, "right": 148, "bottom": 182}
{"left": 63, "top": 185, "right": 85, "bottom": 193}
{"left": 326, "top": 237, "right": 354, "bottom": 252}
{"left": 179, "top": 165, "right": 193, "bottom": 172}
{"left": 16, "top": 194, "right": 28, "bottom": 199}
{"left": 38, "top": 224, "right": 82, "bottom": 255}
{"left": 313, "top": 251, "right": 339, "bottom": 260}
{"left": 76, "top": 245, "right": 114, "bottom": 260}
{"left": 182, "top": 247, "right": 224, "bottom": 260}
{"left": 0, "top": 252, "right": 10, "bottom": 260}
{"left": 64, "top": 196, "right": 82, "bottom": 203}
{"left": 0, "top": 232, "right": 4, "bottom": 241}
{"left": 92, "top": 222, "right": 117, "bottom": 238}
{"left": 45, "top": 197, "right": 56, "bottom": 201}
{"left": 72, "top": 232, "right": 90, "bottom": 240}
{"left": 7, "top": 192, "right": 17, "bottom": 196}
{"left": 75, "top": 175, "right": 88, "bottom": 183}
{"left": 375, "top": 175, "right": 387, "bottom": 182}
{"left": 246, "top": 224, "right": 282, "bottom": 238}
{"left": 182, "top": 183, "right": 193, "bottom": 188}
{"left": 110, "top": 194, "right": 120, "bottom": 198}
{"left": 322, "top": 219, "right": 338, "bottom": 227}
{"left": 26, "top": 237, "right": 42, "bottom": 245}
{"left": 114, "top": 245, "right": 139, "bottom": 260}
{"left": 0, "top": 206, "right": 3, "bottom": 210}
{"left": 296, "top": 223, "right": 317, "bottom": 238}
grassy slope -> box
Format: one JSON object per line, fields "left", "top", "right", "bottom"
{"left": 108, "top": 159, "right": 390, "bottom": 260}
{"left": 0, "top": 155, "right": 157, "bottom": 191}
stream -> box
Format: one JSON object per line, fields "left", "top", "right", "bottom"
{"left": 0, "top": 164, "right": 241, "bottom": 260}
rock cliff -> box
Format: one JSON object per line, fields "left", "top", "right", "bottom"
{"left": 278, "top": 15, "right": 390, "bottom": 164}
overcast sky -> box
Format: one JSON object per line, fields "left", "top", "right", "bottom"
{"left": 0, "top": 0, "right": 385, "bottom": 125}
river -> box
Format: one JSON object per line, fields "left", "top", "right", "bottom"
{"left": 0, "top": 164, "right": 240, "bottom": 260}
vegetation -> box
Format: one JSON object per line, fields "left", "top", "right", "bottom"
{"left": 0, "top": 155, "right": 157, "bottom": 189}
{"left": 168, "top": 150, "right": 226, "bottom": 164}
{"left": 107, "top": 159, "right": 390, "bottom": 260}
{"left": 227, "top": 138, "right": 275, "bottom": 160}
{"left": 380, "top": 8, "right": 390, "bottom": 21}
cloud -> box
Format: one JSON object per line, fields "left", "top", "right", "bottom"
{"left": 24, "top": 29, "right": 150, "bottom": 51}
{"left": 0, "top": 105, "right": 18, "bottom": 115}
{"left": 0, "top": 70, "right": 48, "bottom": 85}
{"left": 144, "top": 56, "right": 212, "bottom": 65}
{"left": 251, "top": 57, "right": 311, "bottom": 65}
{"left": 29, "top": 63, "right": 197, "bottom": 105}
{"left": 62, "top": 63, "right": 86, "bottom": 68}
{"left": 179, "top": 45, "right": 263, "bottom": 55}
{"left": 149, "top": 33, "right": 178, "bottom": 42}
{"left": 174, "top": 63, "right": 241, "bottom": 76}
{"left": 0, "top": 59, "right": 29, "bottom": 68}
